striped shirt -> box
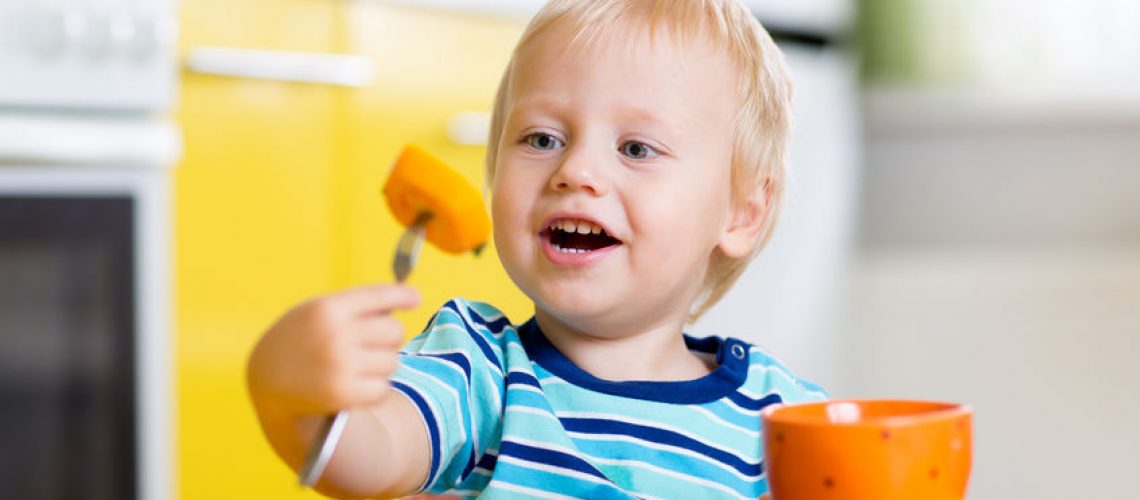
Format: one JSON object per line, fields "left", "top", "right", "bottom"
{"left": 391, "top": 299, "right": 827, "bottom": 499}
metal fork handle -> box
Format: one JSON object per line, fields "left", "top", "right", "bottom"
{"left": 393, "top": 212, "right": 430, "bottom": 282}
{"left": 298, "top": 212, "right": 430, "bottom": 488}
{"left": 297, "top": 410, "right": 348, "bottom": 487}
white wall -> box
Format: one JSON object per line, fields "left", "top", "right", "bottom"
{"left": 695, "top": 45, "right": 860, "bottom": 391}
{"left": 850, "top": 93, "right": 1140, "bottom": 499}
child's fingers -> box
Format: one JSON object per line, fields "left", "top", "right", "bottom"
{"left": 353, "top": 350, "right": 400, "bottom": 378}
{"left": 356, "top": 315, "right": 407, "bottom": 349}
{"left": 334, "top": 376, "right": 393, "bottom": 408}
{"left": 336, "top": 283, "right": 421, "bottom": 316}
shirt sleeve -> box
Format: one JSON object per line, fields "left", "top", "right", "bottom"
{"left": 389, "top": 299, "right": 511, "bottom": 494}
{"left": 748, "top": 346, "right": 829, "bottom": 404}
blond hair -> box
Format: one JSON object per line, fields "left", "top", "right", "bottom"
{"left": 486, "top": 0, "right": 793, "bottom": 321}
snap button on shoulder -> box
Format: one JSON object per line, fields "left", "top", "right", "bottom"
{"left": 731, "top": 343, "right": 746, "bottom": 360}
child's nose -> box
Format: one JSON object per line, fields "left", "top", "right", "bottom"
{"left": 549, "top": 147, "right": 608, "bottom": 196}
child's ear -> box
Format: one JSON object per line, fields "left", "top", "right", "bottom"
{"left": 717, "top": 179, "right": 772, "bottom": 259}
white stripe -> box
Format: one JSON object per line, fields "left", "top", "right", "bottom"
{"left": 720, "top": 396, "right": 766, "bottom": 419}
{"left": 737, "top": 386, "right": 763, "bottom": 399}
{"left": 565, "top": 431, "right": 762, "bottom": 481}
{"left": 688, "top": 405, "right": 761, "bottom": 438}
{"left": 486, "top": 479, "right": 581, "bottom": 499}
{"left": 504, "top": 436, "right": 583, "bottom": 457}
{"left": 535, "top": 374, "right": 571, "bottom": 387}
{"left": 452, "top": 301, "right": 512, "bottom": 339}
{"left": 416, "top": 347, "right": 473, "bottom": 362}
{"left": 413, "top": 349, "right": 474, "bottom": 383}
{"left": 805, "top": 388, "right": 829, "bottom": 400}
{"left": 507, "top": 368, "right": 546, "bottom": 395}
{"left": 587, "top": 455, "right": 753, "bottom": 500}
{"left": 429, "top": 321, "right": 506, "bottom": 376}
{"left": 747, "top": 362, "right": 771, "bottom": 373}
{"left": 511, "top": 383, "right": 547, "bottom": 397}
{"left": 555, "top": 411, "right": 756, "bottom": 464}
{"left": 462, "top": 302, "right": 510, "bottom": 332}
{"left": 479, "top": 371, "right": 504, "bottom": 414}
{"left": 507, "top": 404, "right": 561, "bottom": 421}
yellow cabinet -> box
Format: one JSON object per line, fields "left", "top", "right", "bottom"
{"left": 175, "top": 1, "right": 528, "bottom": 497}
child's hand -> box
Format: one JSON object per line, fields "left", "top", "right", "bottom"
{"left": 248, "top": 284, "right": 421, "bottom": 416}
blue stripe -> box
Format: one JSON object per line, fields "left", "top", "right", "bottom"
{"left": 726, "top": 391, "right": 783, "bottom": 411}
{"left": 490, "top": 453, "right": 636, "bottom": 499}
{"left": 391, "top": 381, "right": 442, "bottom": 489}
{"left": 571, "top": 433, "right": 760, "bottom": 490}
{"left": 409, "top": 352, "right": 479, "bottom": 484}
{"left": 419, "top": 311, "right": 440, "bottom": 335}
{"left": 560, "top": 417, "right": 763, "bottom": 477}
{"left": 506, "top": 370, "right": 543, "bottom": 389}
{"left": 466, "top": 307, "right": 513, "bottom": 335}
{"left": 476, "top": 450, "right": 498, "bottom": 471}
{"left": 459, "top": 447, "right": 477, "bottom": 482}
{"left": 421, "top": 352, "right": 473, "bottom": 382}
{"left": 442, "top": 301, "right": 502, "bottom": 368}
{"left": 498, "top": 440, "right": 612, "bottom": 481}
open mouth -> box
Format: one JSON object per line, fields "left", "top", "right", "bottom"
{"left": 541, "top": 219, "right": 621, "bottom": 254}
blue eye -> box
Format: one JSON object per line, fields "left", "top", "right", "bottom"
{"left": 525, "top": 133, "right": 564, "bottom": 151}
{"left": 619, "top": 141, "right": 659, "bottom": 160}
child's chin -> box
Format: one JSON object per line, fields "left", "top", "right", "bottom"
{"left": 536, "top": 287, "right": 619, "bottom": 320}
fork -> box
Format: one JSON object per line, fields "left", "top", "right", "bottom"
{"left": 298, "top": 211, "right": 431, "bottom": 488}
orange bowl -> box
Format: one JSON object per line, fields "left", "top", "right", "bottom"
{"left": 761, "top": 400, "right": 972, "bottom": 500}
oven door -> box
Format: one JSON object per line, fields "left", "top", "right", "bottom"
{"left": 0, "top": 123, "right": 175, "bottom": 500}
{"left": 1, "top": 193, "right": 137, "bottom": 499}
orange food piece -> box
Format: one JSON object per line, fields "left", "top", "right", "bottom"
{"left": 382, "top": 144, "right": 491, "bottom": 255}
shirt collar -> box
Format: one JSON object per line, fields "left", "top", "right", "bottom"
{"left": 517, "top": 318, "right": 749, "bottom": 404}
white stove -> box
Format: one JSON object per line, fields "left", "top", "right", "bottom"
{"left": 0, "top": 1, "right": 180, "bottom": 499}
{"left": 0, "top": 0, "right": 177, "bottom": 111}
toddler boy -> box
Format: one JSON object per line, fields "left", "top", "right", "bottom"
{"left": 248, "top": 0, "right": 827, "bottom": 498}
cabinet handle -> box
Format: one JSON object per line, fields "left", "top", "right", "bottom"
{"left": 185, "top": 46, "right": 376, "bottom": 87}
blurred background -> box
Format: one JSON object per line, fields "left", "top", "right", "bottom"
{"left": 0, "top": 0, "right": 1136, "bottom": 499}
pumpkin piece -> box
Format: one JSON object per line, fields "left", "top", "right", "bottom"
{"left": 382, "top": 144, "right": 491, "bottom": 255}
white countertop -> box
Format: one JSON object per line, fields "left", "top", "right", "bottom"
{"left": 0, "top": 113, "right": 181, "bottom": 168}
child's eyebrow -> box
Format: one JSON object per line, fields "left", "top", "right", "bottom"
{"left": 509, "top": 96, "right": 570, "bottom": 116}
{"left": 608, "top": 105, "right": 682, "bottom": 131}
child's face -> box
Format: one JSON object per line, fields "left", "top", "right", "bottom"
{"left": 491, "top": 22, "right": 745, "bottom": 336}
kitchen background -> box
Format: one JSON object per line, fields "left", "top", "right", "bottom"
{"left": 0, "top": 0, "right": 1136, "bottom": 499}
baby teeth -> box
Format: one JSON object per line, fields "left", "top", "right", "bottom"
{"left": 549, "top": 219, "right": 604, "bottom": 235}
{"left": 552, "top": 243, "right": 588, "bottom": 254}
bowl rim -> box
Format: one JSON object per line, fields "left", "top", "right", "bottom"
{"left": 761, "top": 399, "right": 973, "bottom": 428}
